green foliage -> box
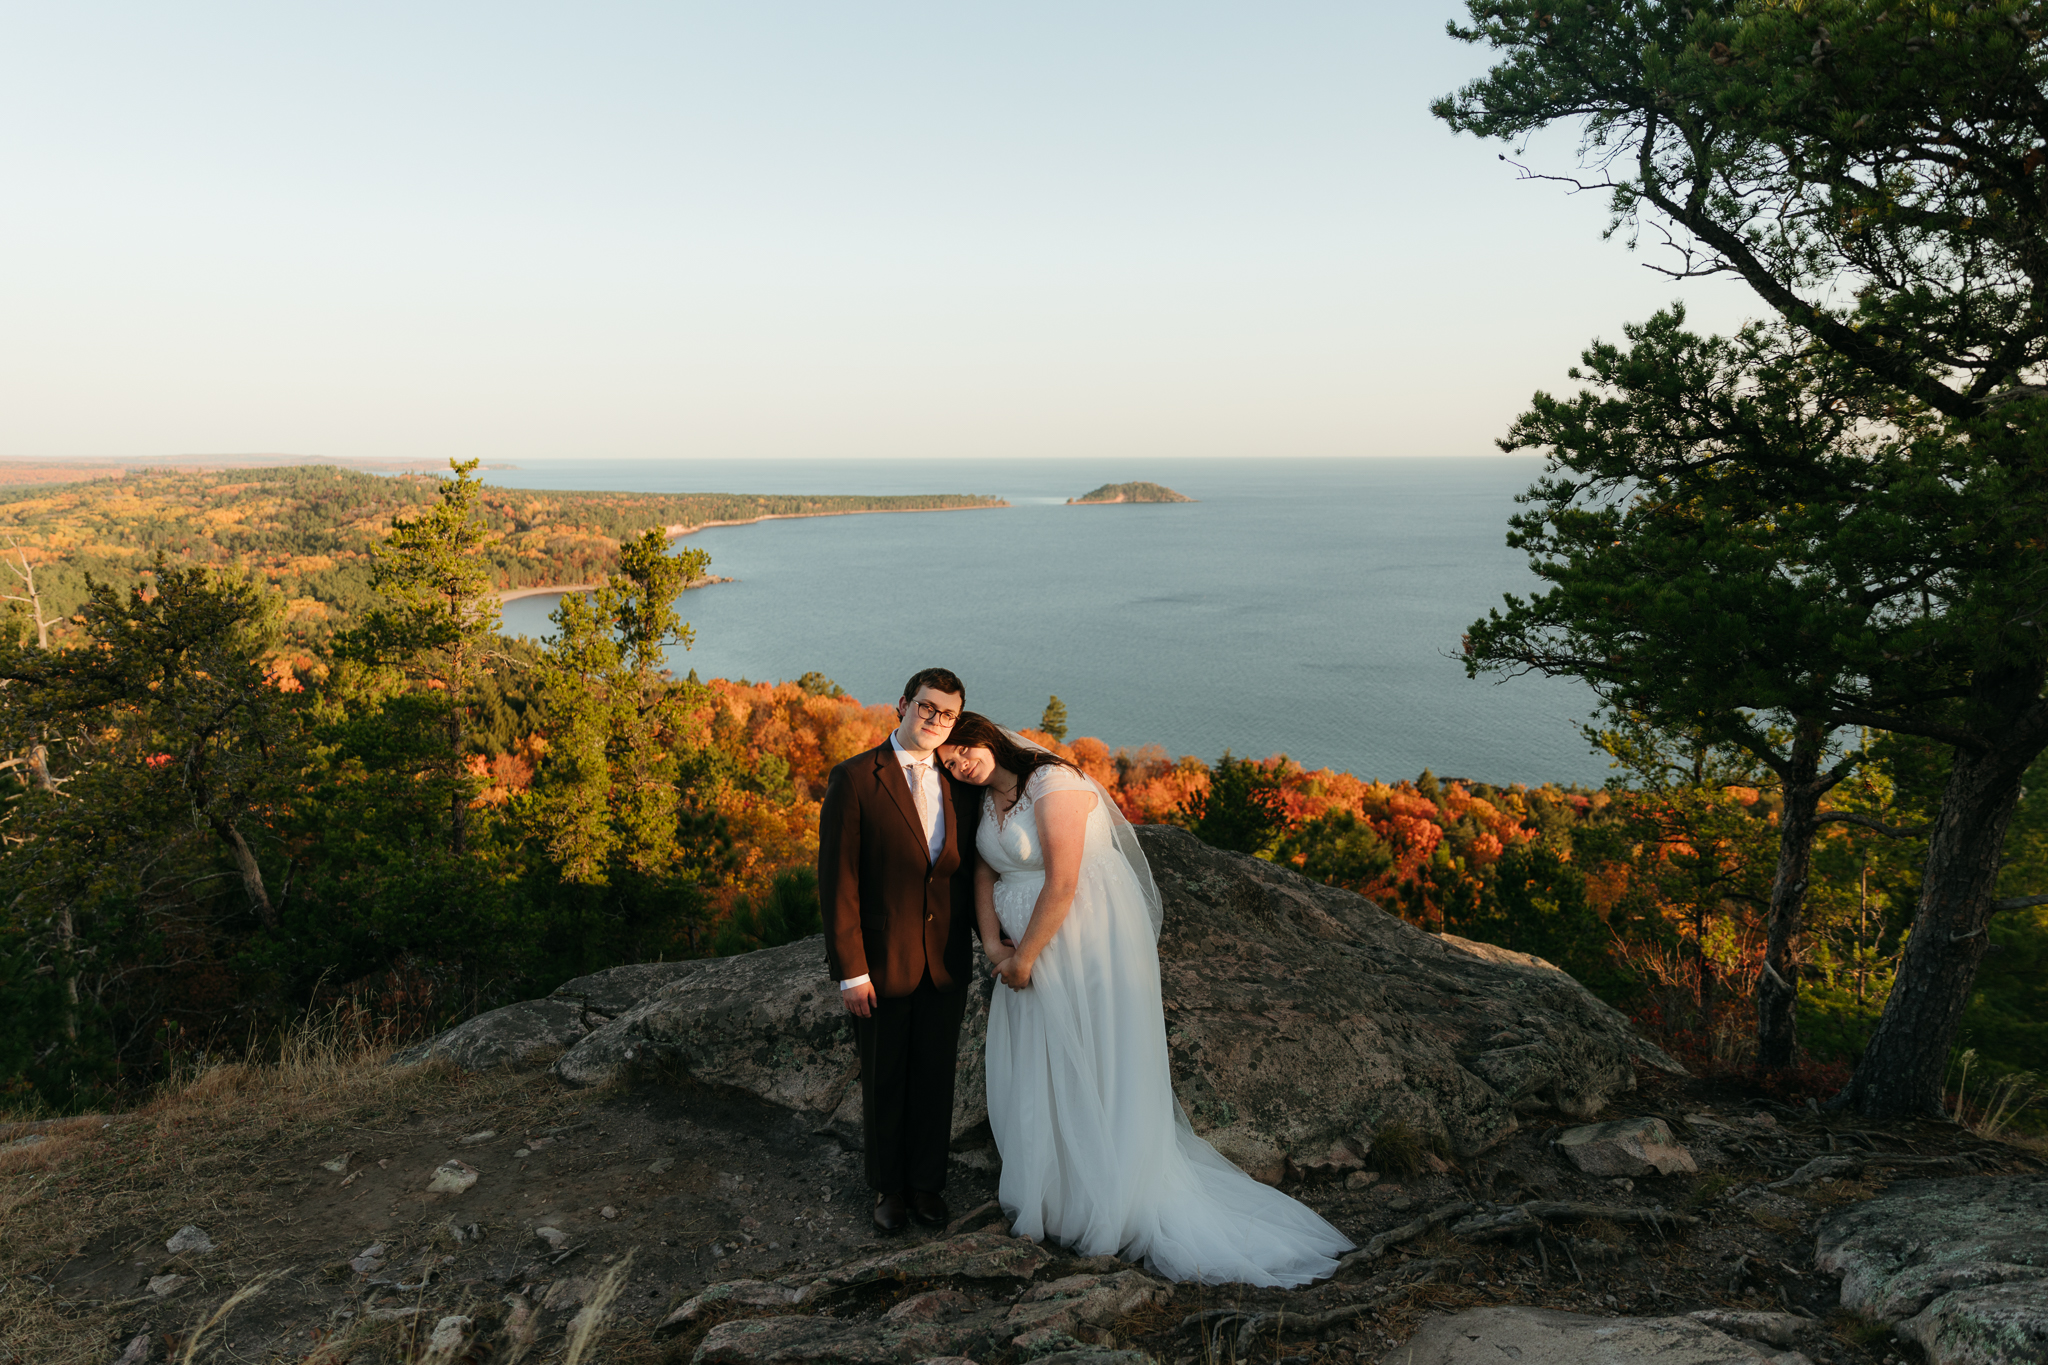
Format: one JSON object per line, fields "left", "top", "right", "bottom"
{"left": 796, "top": 672, "right": 846, "bottom": 699}
{"left": 1465, "top": 841, "right": 1641, "bottom": 1004}
{"left": 0, "top": 561, "right": 311, "bottom": 1107}
{"left": 1040, "top": 695, "right": 1069, "bottom": 743}
{"left": 333, "top": 460, "right": 504, "bottom": 855}
{"left": 1273, "top": 810, "right": 1394, "bottom": 893}
{"left": 1436, "top": 0, "right": 2048, "bottom": 1114}
{"left": 521, "top": 534, "right": 711, "bottom": 884}
{"left": 1435, "top": 0, "right": 2048, "bottom": 421}
{"left": 1180, "top": 752, "right": 1287, "bottom": 856}
{"left": 711, "top": 867, "right": 822, "bottom": 957}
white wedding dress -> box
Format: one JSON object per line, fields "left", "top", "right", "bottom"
{"left": 981, "top": 764, "right": 1353, "bottom": 1287}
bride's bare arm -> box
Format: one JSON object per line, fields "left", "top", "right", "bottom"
{"left": 974, "top": 861, "right": 1012, "bottom": 964}
{"left": 999, "top": 787, "right": 1095, "bottom": 989}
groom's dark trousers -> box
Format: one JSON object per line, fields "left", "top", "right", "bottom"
{"left": 819, "top": 742, "right": 981, "bottom": 1195}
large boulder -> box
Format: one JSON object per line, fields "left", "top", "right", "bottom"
{"left": 1142, "top": 826, "right": 1678, "bottom": 1159}
{"left": 1817, "top": 1175, "right": 2048, "bottom": 1365}
{"left": 389, "top": 962, "right": 707, "bottom": 1071}
{"left": 404, "top": 826, "right": 1679, "bottom": 1163}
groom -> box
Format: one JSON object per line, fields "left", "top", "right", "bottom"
{"left": 818, "top": 666, "right": 982, "bottom": 1234}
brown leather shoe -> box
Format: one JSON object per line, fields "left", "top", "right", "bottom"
{"left": 908, "top": 1189, "right": 949, "bottom": 1228}
{"left": 872, "top": 1190, "right": 910, "bottom": 1234}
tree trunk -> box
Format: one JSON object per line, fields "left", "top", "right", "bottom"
{"left": 26, "top": 743, "right": 55, "bottom": 792}
{"left": 211, "top": 816, "right": 278, "bottom": 929}
{"left": 1841, "top": 673, "right": 2048, "bottom": 1117}
{"left": 1756, "top": 724, "right": 1827, "bottom": 1071}
{"left": 57, "top": 903, "right": 78, "bottom": 1043}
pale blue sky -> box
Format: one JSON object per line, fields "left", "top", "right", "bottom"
{"left": 1, "top": 3, "right": 1755, "bottom": 463}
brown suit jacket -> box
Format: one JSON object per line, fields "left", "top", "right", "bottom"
{"left": 818, "top": 740, "right": 981, "bottom": 996}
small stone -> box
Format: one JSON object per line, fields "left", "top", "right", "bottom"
{"left": 649, "top": 1157, "right": 675, "bottom": 1174}
{"left": 536, "top": 1226, "right": 570, "bottom": 1250}
{"left": 147, "top": 1273, "right": 190, "bottom": 1296}
{"left": 514, "top": 1148, "right": 530, "bottom": 1158}
{"left": 320, "top": 1152, "right": 351, "bottom": 1173}
{"left": 110, "top": 1334, "right": 151, "bottom": 1365}
{"left": 427, "top": 1315, "right": 472, "bottom": 1352}
{"left": 350, "top": 1243, "right": 388, "bottom": 1274}
{"left": 1345, "top": 1170, "right": 1381, "bottom": 1191}
{"left": 1610, "top": 1177, "right": 1636, "bottom": 1194}
{"left": 165, "top": 1225, "right": 215, "bottom": 1255}
{"left": 1555, "top": 1117, "right": 1696, "bottom": 1177}
{"left": 458, "top": 1130, "right": 496, "bottom": 1145}
{"left": 1387, "top": 1195, "right": 1415, "bottom": 1212}
{"left": 426, "top": 1159, "right": 479, "bottom": 1195}
{"left": 601, "top": 1205, "right": 619, "bottom": 1220}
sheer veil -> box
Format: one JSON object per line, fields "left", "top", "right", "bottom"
{"left": 1001, "top": 727, "right": 1164, "bottom": 937}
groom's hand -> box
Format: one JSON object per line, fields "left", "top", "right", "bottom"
{"left": 841, "top": 981, "right": 877, "bottom": 1018}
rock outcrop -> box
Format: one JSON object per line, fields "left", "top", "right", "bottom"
{"left": 667, "top": 1233, "right": 1170, "bottom": 1364}
{"left": 389, "top": 961, "right": 707, "bottom": 1071}
{"left": 400, "top": 826, "right": 1680, "bottom": 1165}
{"left": 1387, "top": 1306, "right": 1815, "bottom": 1365}
{"left": 1817, "top": 1175, "right": 2048, "bottom": 1365}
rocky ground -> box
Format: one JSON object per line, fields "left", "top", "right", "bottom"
{"left": 7, "top": 833, "right": 2042, "bottom": 1364}
{"left": 3, "top": 1057, "right": 2040, "bottom": 1365}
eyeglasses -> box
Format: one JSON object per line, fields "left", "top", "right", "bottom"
{"left": 914, "top": 699, "right": 961, "bottom": 726}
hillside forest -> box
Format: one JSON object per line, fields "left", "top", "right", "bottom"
{"left": 0, "top": 463, "right": 1003, "bottom": 647}
{"left": 0, "top": 460, "right": 2039, "bottom": 1129}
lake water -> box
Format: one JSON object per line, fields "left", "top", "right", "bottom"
{"left": 492, "top": 457, "right": 1609, "bottom": 787}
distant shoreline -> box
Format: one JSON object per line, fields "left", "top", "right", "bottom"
{"left": 498, "top": 574, "right": 732, "bottom": 604}
{"left": 657, "top": 500, "right": 1006, "bottom": 539}
{"left": 497, "top": 500, "right": 1007, "bottom": 604}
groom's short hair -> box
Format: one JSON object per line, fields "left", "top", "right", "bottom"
{"left": 901, "top": 667, "right": 965, "bottom": 705}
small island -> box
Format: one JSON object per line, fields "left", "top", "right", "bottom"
{"left": 1067, "top": 481, "right": 1194, "bottom": 505}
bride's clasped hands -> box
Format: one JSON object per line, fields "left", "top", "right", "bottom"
{"left": 936, "top": 712, "right": 1353, "bottom": 1289}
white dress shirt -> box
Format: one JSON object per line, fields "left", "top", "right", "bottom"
{"left": 839, "top": 734, "right": 947, "bottom": 992}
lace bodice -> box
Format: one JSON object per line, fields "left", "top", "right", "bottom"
{"left": 978, "top": 764, "right": 1106, "bottom": 878}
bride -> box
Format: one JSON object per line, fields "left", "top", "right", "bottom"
{"left": 937, "top": 714, "right": 1352, "bottom": 1287}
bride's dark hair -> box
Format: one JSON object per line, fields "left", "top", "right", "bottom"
{"left": 946, "top": 712, "right": 1079, "bottom": 788}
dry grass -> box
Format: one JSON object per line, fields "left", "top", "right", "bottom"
{"left": 0, "top": 1008, "right": 562, "bottom": 1365}
{"left": 0, "top": 1113, "right": 111, "bottom": 1177}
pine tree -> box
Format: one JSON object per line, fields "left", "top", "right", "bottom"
{"left": 1040, "top": 695, "right": 1068, "bottom": 743}
{"left": 335, "top": 459, "right": 501, "bottom": 854}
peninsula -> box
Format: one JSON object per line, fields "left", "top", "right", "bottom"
{"left": 0, "top": 465, "right": 1004, "bottom": 642}
{"left": 1068, "top": 480, "right": 1193, "bottom": 504}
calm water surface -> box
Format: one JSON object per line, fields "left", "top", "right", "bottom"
{"left": 492, "top": 458, "right": 1607, "bottom": 787}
